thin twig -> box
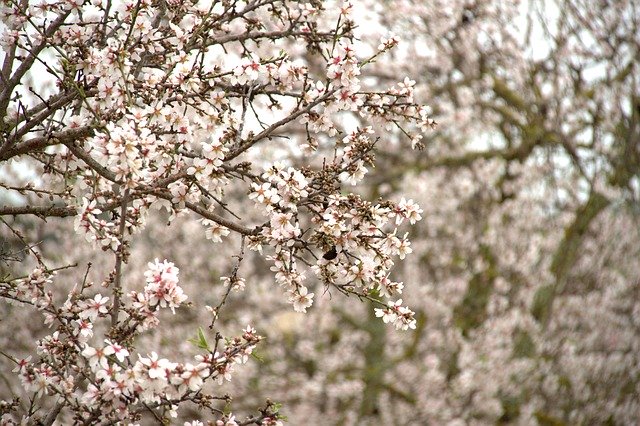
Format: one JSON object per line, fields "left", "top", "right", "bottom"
{"left": 209, "top": 236, "right": 245, "bottom": 329}
{"left": 111, "top": 189, "right": 129, "bottom": 328}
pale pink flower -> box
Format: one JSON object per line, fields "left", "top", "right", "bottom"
{"left": 138, "top": 352, "right": 176, "bottom": 380}
{"left": 290, "top": 287, "right": 314, "bottom": 313}
{"left": 82, "top": 344, "right": 109, "bottom": 369}
{"left": 79, "top": 294, "right": 110, "bottom": 321}
{"left": 103, "top": 339, "right": 130, "bottom": 363}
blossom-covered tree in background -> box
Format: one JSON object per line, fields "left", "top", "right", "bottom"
{"left": 2, "top": 0, "right": 640, "bottom": 425}
{"left": 230, "top": 0, "right": 639, "bottom": 423}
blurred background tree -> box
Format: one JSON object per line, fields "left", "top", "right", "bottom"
{"left": 1, "top": 0, "right": 639, "bottom": 424}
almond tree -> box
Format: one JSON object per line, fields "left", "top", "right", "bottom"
{"left": 3, "top": 0, "right": 639, "bottom": 425}
{"left": 0, "top": 0, "right": 433, "bottom": 423}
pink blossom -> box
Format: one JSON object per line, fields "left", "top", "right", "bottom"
{"left": 79, "top": 294, "right": 110, "bottom": 321}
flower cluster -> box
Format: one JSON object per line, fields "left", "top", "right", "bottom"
{"left": 1, "top": 254, "right": 262, "bottom": 424}
{"left": 374, "top": 299, "right": 417, "bottom": 330}
{"left": 140, "top": 259, "right": 186, "bottom": 312}
{"left": 75, "top": 329, "right": 260, "bottom": 420}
